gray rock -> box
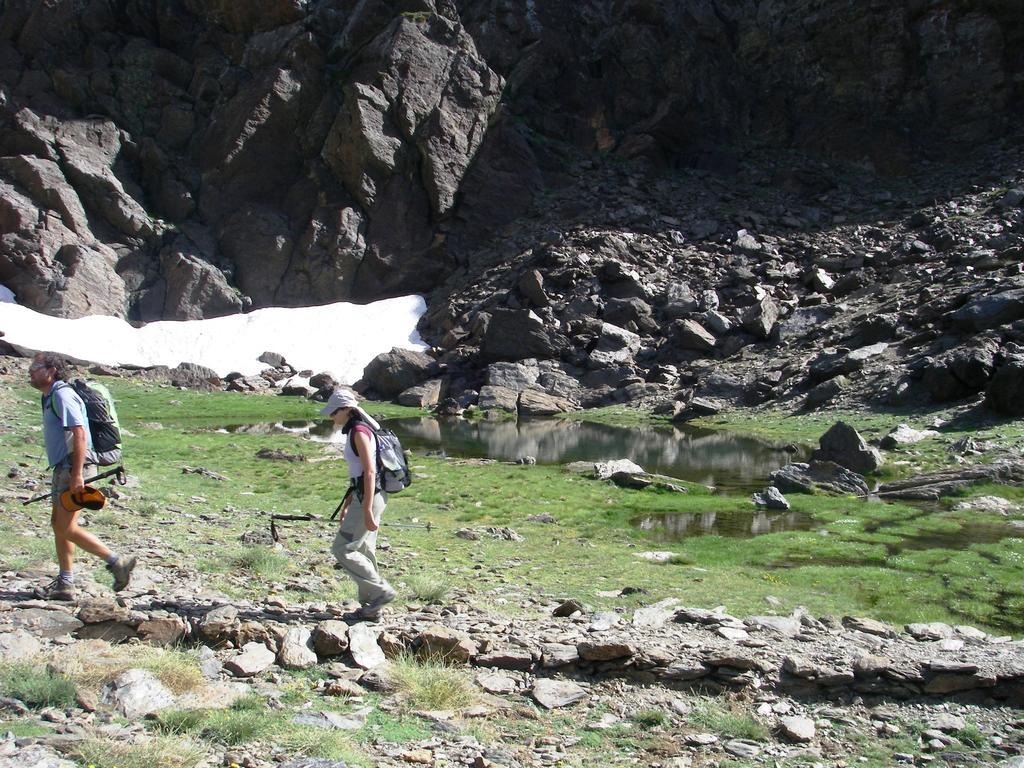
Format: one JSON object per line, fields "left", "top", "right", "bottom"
{"left": 397, "top": 378, "right": 444, "bottom": 408}
{"left": 0, "top": 745, "right": 76, "bottom": 768}
{"left": 292, "top": 707, "right": 371, "bottom": 730}
{"left": 486, "top": 361, "right": 540, "bottom": 390}
{"left": 348, "top": 623, "right": 386, "bottom": 669}
{"left": 673, "top": 319, "right": 717, "bottom": 351}
{"left": 7, "top": 607, "right": 84, "bottom": 639}
{"left": 480, "top": 309, "right": 560, "bottom": 363}
{"left": 986, "top": 355, "right": 1024, "bottom": 416}
{"left": 588, "top": 323, "right": 641, "bottom": 368}
{"left": 531, "top": 678, "right": 588, "bottom": 709}
{"left": 723, "top": 739, "right": 761, "bottom": 759}
{"left": 741, "top": 297, "right": 780, "bottom": 339}
{"left": 359, "top": 349, "right": 438, "bottom": 399}
{"left": 632, "top": 598, "right": 682, "bottom": 628}
{"left": 100, "top": 668, "right": 175, "bottom": 719}
{"left": 770, "top": 461, "right": 869, "bottom": 496}
{"left": 518, "top": 389, "right": 574, "bottom": 417}
{"left": 278, "top": 626, "right": 318, "bottom": 670}
{"left": 752, "top": 486, "right": 790, "bottom": 510}
{"left": 880, "top": 424, "right": 939, "bottom": 448}
{"left": 0, "top": 628, "right": 41, "bottom": 660}
{"left": 778, "top": 715, "right": 816, "bottom": 743}
{"left": 224, "top": 642, "right": 276, "bottom": 677}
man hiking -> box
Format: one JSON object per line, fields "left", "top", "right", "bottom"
{"left": 29, "top": 351, "right": 136, "bottom": 600}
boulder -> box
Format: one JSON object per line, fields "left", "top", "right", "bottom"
{"left": 486, "top": 360, "right": 540, "bottom": 390}
{"left": 225, "top": 642, "right": 276, "bottom": 677}
{"left": 946, "top": 287, "right": 1024, "bottom": 332}
{"left": 672, "top": 319, "right": 716, "bottom": 352}
{"left": 278, "top": 627, "right": 318, "bottom": 669}
{"left": 397, "top": 378, "right": 444, "bottom": 407}
{"left": 986, "top": 355, "right": 1024, "bottom": 416}
{"left": 480, "top": 309, "right": 560, "bottom": 363}
{"left": 770, "top": 461, "right": 869, "bottom": 496}
{"left": 417, "top": 625, "right": 478, "bottom": 662}
{"left": 359, "top": 348, "right": 438, "bottom": 399}
{"left": 811, "top": 422, "right": 883, "bottom": 474}
{"left": 531, "top": 678, "right": 588, "bottom": 709}
{"left": 741, "top": 297, "right": 779, "bottom": 340}
{"left": 518, "top": 389, "right": 574, "bottom": 417}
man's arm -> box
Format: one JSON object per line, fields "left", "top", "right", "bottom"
{"left": 66, "top": 425, "right": 87, "bottom": 493}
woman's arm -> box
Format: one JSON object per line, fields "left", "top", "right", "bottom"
{"left": 351, "top": 429, "right": 378, "bottom": 531}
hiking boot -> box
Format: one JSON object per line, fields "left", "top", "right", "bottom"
{"left": 357, "top": 586, "right": 396, "bottom": 620}
{"left": 37, "top": 578, "right": 76, "bottom": 601}
{"left": 106, "top": 555, "right": 137, "bottom": 592}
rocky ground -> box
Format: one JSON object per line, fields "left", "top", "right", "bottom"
{"left": 4, "top": 556, "right": 1024, "bottom": 768}
{"left": 3, "top": 423, "right": 1024, "bottom": 768}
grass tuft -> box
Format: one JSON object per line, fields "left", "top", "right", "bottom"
{"left": 386, "top": 653, "right": 475, "bottom": 712}
{"left": 405, "top": 573, "right": 451, "bottom": 603}
{"left": 0, "top": 662, "right": 76, "bottom": 709}
{"left": 233, "top": 547, "right": 290, "bottom": 580}
{"left": 72, "top": 734, "right": 207, "bottom": 768}
{"left": 53, "top": 644, "right": 205, "bottom": 695}
{"left": 632, "top": 708, "right": 668, "bottom": 727}
{"left": 688, "top": 696, "right": 769, "bottom": 741}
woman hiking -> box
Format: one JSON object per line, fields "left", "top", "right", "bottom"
{"left": 321, "top": 389, "right": 397, "bottom": 621}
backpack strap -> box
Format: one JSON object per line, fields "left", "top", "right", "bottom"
{"left": 348, "top": 420, "right": 383, "bottom": 494}
{"left": 46, "top": 380, "right": 71, "bottom": 422}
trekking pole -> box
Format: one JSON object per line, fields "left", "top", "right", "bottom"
{"left": 22, "top": 465, "right": 127, "bottom": 506}
{"left": 269, "top": 513, "right": 319, "bottom": 542}
{"left": 383, "top": 521, "right": 433, "bottom": 530}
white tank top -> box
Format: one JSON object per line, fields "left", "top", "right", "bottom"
{"left": 344, "top": 423, "right": 376, "bottom": 479}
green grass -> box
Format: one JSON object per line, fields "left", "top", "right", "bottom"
{"left": 232, "top": 546, "right": 290, "bottom": 580}
{"left": 386, "top": 654, "right": 476, "bottom": 712}
{"left": 0, "top": 718, "right": 55, "bottom": 738}
{"left": 71, "top": 734, "right": 208, "bottom": 768}
{"left": 687, "top": 697, "right": 769, "bottom": 741}
{"left": 632, "top": 708, "right": 668, "bottom": 728}
{"left": 5, "top": 374, "right": 1024, "bottom": 633}
{"left": 955, "top": 722, "right": 987, "bottom": 748}
{"left": 404, "top": 572, "right": 451, "bottom": 603}
{"left": 0, "top": 662, "right": 77, "bottom": 709}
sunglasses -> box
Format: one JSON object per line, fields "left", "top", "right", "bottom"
{"left": 29, "top": 362, "right": 50, "bottom": 371}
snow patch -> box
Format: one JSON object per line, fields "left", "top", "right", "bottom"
{"left": 0, "top": 295, "right": 428, "bottom": 382}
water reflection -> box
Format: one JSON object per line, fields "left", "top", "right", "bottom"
{"left": 317, "top": 416, "right": 804, "bottom": 492}
{"left": 228, "top": 416, "right": 804, "bottom": 491}
{"left": 634, "top": 510, "right": 819, "bottom": 540}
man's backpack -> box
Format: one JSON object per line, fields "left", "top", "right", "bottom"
{"left": 53, "top": 379, "right": 123, "bottom": 466}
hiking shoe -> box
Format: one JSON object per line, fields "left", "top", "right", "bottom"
{"left": 37, "top": 578, "right": 76, "bottom": 601}
{"left": 357, "top": 586, "right": 396, "bottom": 620}
{"left": 106, "top": 555, "right": 137, "bottom": 592}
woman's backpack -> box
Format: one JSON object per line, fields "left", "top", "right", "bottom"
{"left": 374, "top": 428, "right": 412, "bottom": 493}
{"left": 350, "top": 419, "right": 412, "bottom": 494}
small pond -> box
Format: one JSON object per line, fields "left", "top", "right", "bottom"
{"left": 240, "top": 415, "right": 806, "bottom": 492}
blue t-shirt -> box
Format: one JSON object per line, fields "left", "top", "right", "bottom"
{"left": 41, "top": 382, "right": 93, "bottom": 468}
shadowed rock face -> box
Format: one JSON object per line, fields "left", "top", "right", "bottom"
{"left": 0, "top": 0, "right": 1020, "bottom": 321}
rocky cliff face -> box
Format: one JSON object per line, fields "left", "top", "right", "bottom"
{"left": 0, "top": 0, "right": 1020, "bottom": 323}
